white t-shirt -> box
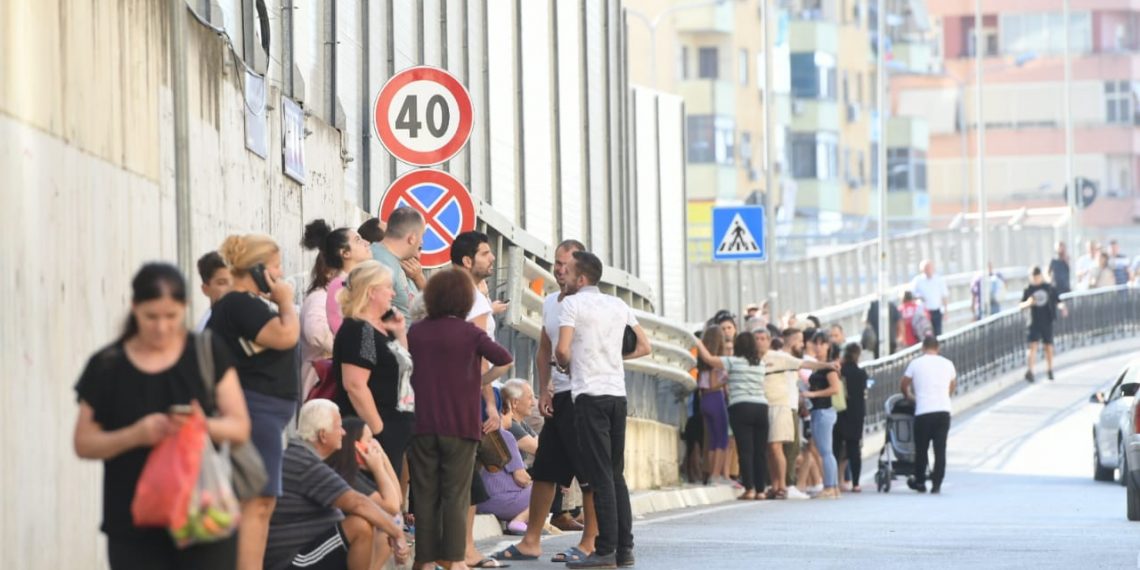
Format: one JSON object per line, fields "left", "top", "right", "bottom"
{"left": 194, "top": 308, "right": 212, "bottom": 333}
{"left": 911, "top": 274, "right": 950, "bottom": 311}
{"left": 542, "top": 293, "right": 572, "bottom": 394}
{"left": 904, "top": 354, "right": 957, "bottom": 416}
{"left": 558, "top": 286, "right": 638, "bottom": 400}
{"left": 466, "top": 290, "right": 495, "bottom": 333}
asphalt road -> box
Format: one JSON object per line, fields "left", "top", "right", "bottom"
{"left": 483, "top": 352, "right": 1140, "bottom": 569}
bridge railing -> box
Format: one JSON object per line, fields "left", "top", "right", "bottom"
{"left": 861, "top": 285, "right": 1140, "bottom": 431}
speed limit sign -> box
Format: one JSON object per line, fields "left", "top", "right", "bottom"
{"left": 373, "top": 66, "right": 474, "bottom": 166}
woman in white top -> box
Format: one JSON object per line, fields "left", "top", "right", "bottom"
{"left": 299, "top": 219, "right": 372, "bottom": 397}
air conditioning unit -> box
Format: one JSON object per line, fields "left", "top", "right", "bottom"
{"left": 846, "top": 102, "right": 859, "bottom": 122}
{"left": 792, "top": 100, "right": 805, "bottom": 115}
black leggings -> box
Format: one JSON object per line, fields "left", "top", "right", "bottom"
{"left": 834, "top": 436, "right": 863, "bottom": 483}
{"left": 728, "top": 402, "right": 769, "bottom": 492}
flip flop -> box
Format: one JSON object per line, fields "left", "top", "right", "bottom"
{"left": 551, "top": 546, "right": 590, "bottom": 563}
{"left": 471, "top": 558, "right": 510, "bottom": 568}
{"left": 491, "top": 545, "right": 537, "bottom": 561}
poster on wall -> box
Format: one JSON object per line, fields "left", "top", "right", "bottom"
{"left": 282, "top": 97, "right": 306, "bottom": 184}
{"left": 244, "top": 69, "right": 268, "bottom": 159}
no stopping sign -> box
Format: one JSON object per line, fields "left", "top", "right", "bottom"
{"left": 373, "top": 66, "right": 474, "bottom": 166}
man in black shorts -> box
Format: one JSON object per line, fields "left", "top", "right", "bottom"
{"left": 1020, "top": 266, "right": 1067, "bottom": 382}
{"left": 493, "top": 239, "right": 598, "bottom": 564}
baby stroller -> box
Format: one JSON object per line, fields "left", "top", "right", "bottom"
{"left": 874, "top": 394, "right": 927, "bottom": 492}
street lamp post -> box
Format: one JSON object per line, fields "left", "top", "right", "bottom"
{"left": 1063, "top": 0, "right": 1078, "bottom": 253}
{"left": 876, "top": 0, "right": 889, "bottom": 359}
{"left": 974, "top": 0, "right": 989, "bottom": 316}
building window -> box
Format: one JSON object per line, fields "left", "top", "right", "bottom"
{"left": 789, "top": 133, "right": 839, "bottom": 180}
{"left": 790, "top": 52, "right": 838, "bottom": 100}
{"left": 1106, "top": 80, "right": 1134, "bottom": 125}
{"left": 698, "top": 47, "right": 719, "bottom": 79}
{"left": 687, "top": 115, "right": 736, "bottom": 165}
{"left": 999, "top": 12, "right": 1091, "bottom": 56}
{"left": 1106, "top": 155, "right": 1135, "bottom": 195}
{"left": 886, "top": 148, "right": 927, "bottom": 192}
{"left": 680, "top": 46, "right": 690, "bottom": 80}
{"left": 739, "top": 49, "right": 749, "bottom": 86}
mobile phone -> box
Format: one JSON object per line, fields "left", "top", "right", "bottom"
{"left": 354, "top": 440, "right": 369, "bottom": 466}
{"left": 498, "top": 292, "right": 510, "bottom": 303}
{"left": 249, "top": 263, "right": 272, "bottom": 294}
{"left": 381, "top": 309, "right": 396, "bottom": 321}
{"left": 169, "top": 404, "right": 193, "bottom": 415}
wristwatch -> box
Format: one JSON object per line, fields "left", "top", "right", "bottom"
{"left": 551, "top": 360, "right": 570, "bottom": 375}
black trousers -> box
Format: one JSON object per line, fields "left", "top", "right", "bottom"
{"left": 108, "top": 532, "right": 236, "bottom": 570}
{"left": 914, "top": 412, "right": 951, "bottom": 486}
{"left": 834, "top": 434, "right": 863, "bottom": 482}
{"left": 574, "top": 394, "right": 633, "bottom": 557}
{"left": 929, "top": 309, "right": 944, "bottom": 336}
{"left": 728, "top": 402, "right": 770, "bottom": 492}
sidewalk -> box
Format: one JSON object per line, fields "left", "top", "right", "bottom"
{"left": 471, "top": 336, "right": 1137, "bottom": 546}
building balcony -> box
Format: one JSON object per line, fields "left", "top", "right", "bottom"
{"left": 790, "top": 98, "right": 840, "bottom": 132}
{"left": 891, "top": 41, "right": 935, "bottom": 74}
{"left": 888, "top": 116, "right": 929, "bottom": 151}
{"left": 679, "top": 79, "right": 736, "bottom": 115}
{"left": 887, "top": 190, "right": 931, "bottom": 219}
{"left": 791, "top": 179, "right": 842, "bottom": 213}
{"left": 673, "top": 2, "right": 734, "bottom": 34}
{"left": 790, "top": 19, "right": 839, "bottom": 53}
{"left": 686, "top": 163, "right": 739, "bottom": 201}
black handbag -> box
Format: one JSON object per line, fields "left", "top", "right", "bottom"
{"left": 622, "top": 325, "right": 637, "bottom": 356}
{"left": 195, "top": 331, "right": 269, "bottom": 501}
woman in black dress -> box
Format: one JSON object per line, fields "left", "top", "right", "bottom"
{"left": 835, "top": 342, "right": 869, "bottom": 492}
{"left": 73, "top": 263, "right": 250, "bottom": 569}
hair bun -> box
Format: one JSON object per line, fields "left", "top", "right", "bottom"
{"left": 302, "top": 219, "right": 333, "bottom": 250}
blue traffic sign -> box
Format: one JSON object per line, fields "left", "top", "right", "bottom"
{"left": 712, "top": 205, "right": 766, "bottom": 261}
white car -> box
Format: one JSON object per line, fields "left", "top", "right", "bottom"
{"left": 1090, "top": 358, "right": 1140, "bottom": 520}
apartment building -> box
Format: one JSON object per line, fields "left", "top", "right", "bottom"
{"left": 893, "top": 1, "right": 1140, "bottom": 226}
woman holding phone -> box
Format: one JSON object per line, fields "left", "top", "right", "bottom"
{"left": 209, "top": 234, "right": 301, "bottom": 569}
{"left": 332, "top": 260, "right": 416, "bottom": 476}
{"left": 73, "top": 263, "right": 250, "bottom": 569}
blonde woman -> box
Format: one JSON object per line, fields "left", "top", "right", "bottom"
{"left": 331, "top": 260, "right": 416, "bottom": 476}
{"left": 208, "top": 233, "right": 300, "bottom": 570}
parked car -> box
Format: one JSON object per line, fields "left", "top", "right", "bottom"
{"left": 1089, "top": 357, "right": 1140, "bottom": 520}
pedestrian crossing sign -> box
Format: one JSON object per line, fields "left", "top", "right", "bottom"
{"left": 712, "top": 205, "right": 766, "bottom": 261}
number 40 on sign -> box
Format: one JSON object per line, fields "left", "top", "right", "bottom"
{"left": 373, "top": 66, "right": 474, "bottom": 167}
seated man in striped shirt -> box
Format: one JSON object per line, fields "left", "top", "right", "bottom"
{"left": 265, "top": 400, "right": 409, "bottom": 570}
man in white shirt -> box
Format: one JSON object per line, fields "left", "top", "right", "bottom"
{"left": 555, "top": 251, "right": 651, "bottom": 569}
{"left": 1075, "top": 239, "right": 1100, "bottom": 290}
{"left": 900, "top": 336, "right": 958, "bottom": 494}
{"left": 450, "top": 230, "right": 506, "bottom": 569}
{"left": 911, "top": 260, "right": 950, "bottom": 336}
{"left": 494, "top": 239, "right": 601, "bottom": 563}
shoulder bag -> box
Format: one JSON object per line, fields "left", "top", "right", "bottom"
{"left": 195, "top": 331, "right": 269, "bottom": 502}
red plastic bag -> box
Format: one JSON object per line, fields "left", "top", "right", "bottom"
{"left": 170, "top": 431, "right": 242, "bottom": 547}
{"left": 131, "top": 412, "right": 207, "bottom": 530}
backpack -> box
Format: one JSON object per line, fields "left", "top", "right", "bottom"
{"left": 911, "top": 309, "right": 934, "bottom": 340}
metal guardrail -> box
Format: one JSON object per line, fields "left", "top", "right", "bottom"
{"left": 860, "top": 285, "right": 1140, "bottom": 431}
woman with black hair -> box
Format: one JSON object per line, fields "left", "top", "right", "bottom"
{"left": 73, "top": 263, "right": 251, "bottom": 569}
{"left": 694, "top": 331, "right": 770, "bottom": 500}
{"left": 308, "top": 221, "right": 373, "bottom": 335}
{"left": 836, "top": 342, "right": 868, "bottom": 492}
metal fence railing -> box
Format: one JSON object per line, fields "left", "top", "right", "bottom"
{"left": 860, "top": 285, "right": 1140, "bottom": 431}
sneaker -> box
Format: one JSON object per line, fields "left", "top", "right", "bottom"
{"left": 931, "top": 483, "right": 942, "bottom": 494}
{"left": 617, "top": 548, "right": 635, "bottom": 567}
{"left": 1047, "top": 370, "right": 1055, "bottom": 381}
{"left": 567, "top": 552, "right": 618, "bottom": 569}
{"left": 906, "top": 477, "right": 927, "bottom": 493}
{"left": 806, "top": 484, "right": 824, "bottom": 494}
{"left": 1024, "top": 370, "right": 1035, "bottom": 383}
{"left": 786, "top": 487, "right": 811, "bottom": 500}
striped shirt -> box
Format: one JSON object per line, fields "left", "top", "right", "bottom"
{"left": 723, "top": 356, "right": 767, "bottom": 406}
{"left": 265, "top": 439, "right": 351, "bottom": 570}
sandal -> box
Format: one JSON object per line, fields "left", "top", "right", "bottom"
{"left": 738, "top": 491, "right": 757, "bottom": 500}
{"left": 492, "top": 545, "right": 537, "bottom": 561}
{"left": 851, "top": 485, "right": 862, "bottom": 493}
{"left": 551, "top": 546, "right": 590, "bottom": 563}
{"left": 471, "top": 558, "right": 510, "bottom": 568}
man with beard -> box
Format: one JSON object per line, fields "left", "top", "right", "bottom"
{"left": 493, "top": 240, "right": 601, "bottom": 565}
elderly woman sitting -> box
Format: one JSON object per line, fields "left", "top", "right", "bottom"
{"left": 476, "top": 423, "right": 533, "bottom": 535}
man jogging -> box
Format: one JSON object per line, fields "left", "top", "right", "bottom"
{"left": 900, "top": 336, "right": 957, "bottom": 495}
{"left": 555, "top": 252, "right": 651, "bottom": 569}
{"left": 1020, "top": 266, "right": 1067, "bottom": 383}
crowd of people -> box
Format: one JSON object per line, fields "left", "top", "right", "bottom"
{"left": 683, "top": 309, "right": 871, "bottom": 501}
{"left": 73, "top": 212, "right": 652, "bottom": 570}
